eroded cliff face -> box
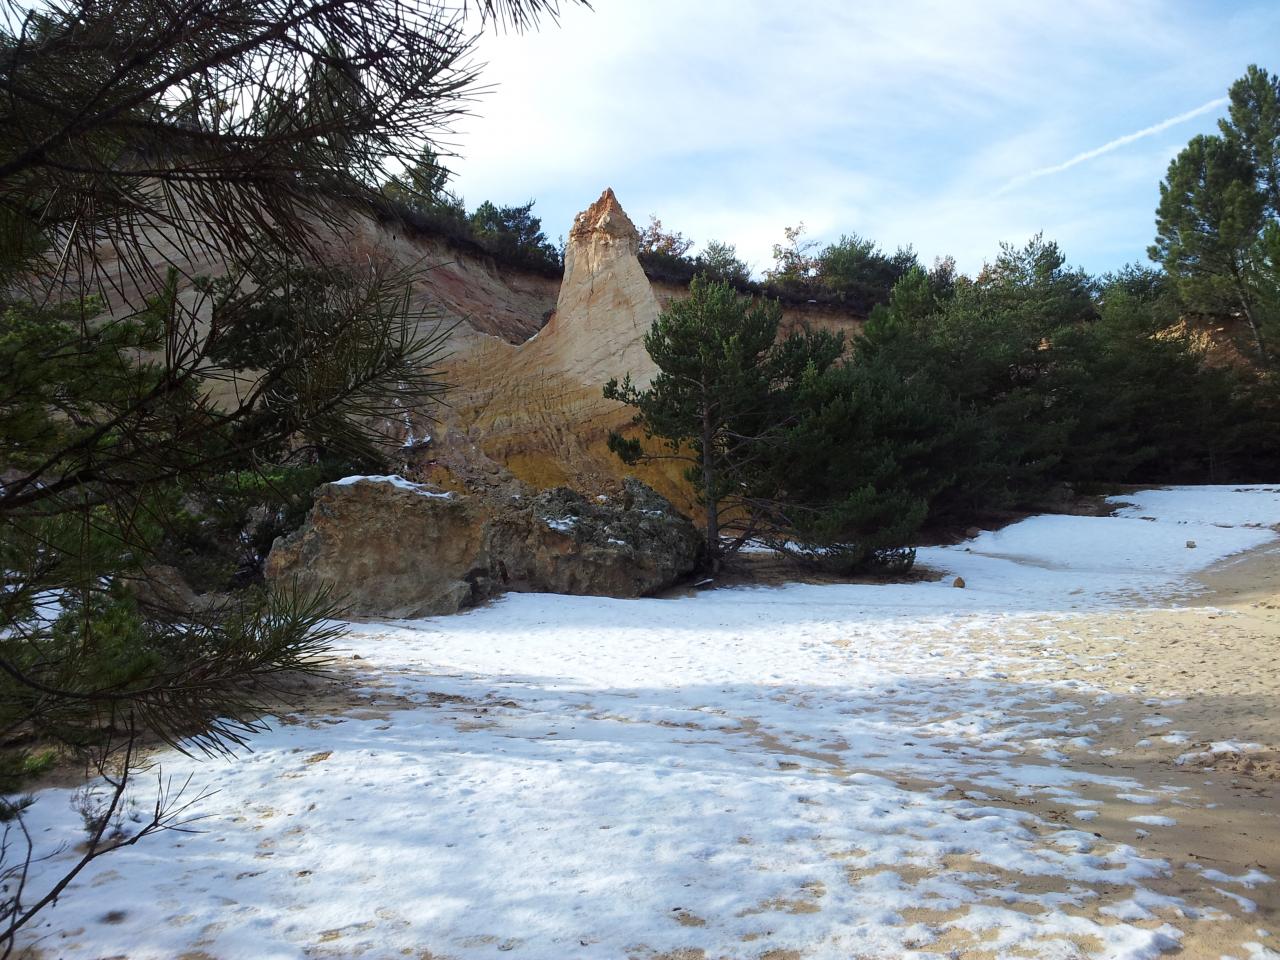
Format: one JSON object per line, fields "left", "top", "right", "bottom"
{"left": 90, "top": 187, "right": 862, "bottom": 505}
{"left": 419, "top": 189, "right": 683, "bottom": 500}
{"left": 541, "top": 188, "right": 660, "bottom": 384}
{"left": 347, "top": 216, "right": 559, "bottom": 346}
{"left": 391, "top": 188, "right": 876, "bottom": 508}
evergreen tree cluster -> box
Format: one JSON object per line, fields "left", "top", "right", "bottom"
{"left": 632, "top": 215, "right": 949, "bottom": 314}
{"left": 608, "top": 235, "right": 1280, "bottom": 573}
{"left": 634, "top": 215, "right": 754, "bottom": 288}
{"left": 764, "top": 224, "right": 927, "bottom": 314}
{"left": 379, "top": 150, "right": 562, "bottom": 274}
{"left": 606, "top": 65, "right": 1280, "bottom": 574}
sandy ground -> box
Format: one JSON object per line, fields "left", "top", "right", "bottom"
{"left": 237, "top": 545, "right": 1280, "bottom": 959}
{"left": 908, "top": 542, "right": 1280, "bottom": 959}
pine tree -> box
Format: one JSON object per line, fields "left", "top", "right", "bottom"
{"left": 760, "top": 357, "right": 945, "bottom": 571}
{"left": 0, "top": 0, "right": 577, "bottom": 944}
{"left": 1152, "top": 64, "right": 1280, "bottom": 366}
{"left": 1151, "top": 133, "right": 1270, "bottom": 363}
{"left": 382, "top": 147, "right": 466, "bottom": 218}
{"left": 605, "top": 278, "right": 782, "bottom": 567}
{"left": 698, "top": 241, "right": 751, "bottom": 285}
{"left": 1222, "top": 64, "right": 1280, "bottom": 218}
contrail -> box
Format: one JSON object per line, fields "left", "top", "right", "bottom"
{"left": 995, "top": 96, "right": 1229, "bottom": 195}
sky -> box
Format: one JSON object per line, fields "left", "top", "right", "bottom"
{"left": 445, "top": 0, "right": 1280, "bottom": 277}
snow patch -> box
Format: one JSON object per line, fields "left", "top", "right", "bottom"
{"left": 12, "top": 484, "right": 1280, "bottom": 960}
{"left": 332, "top": 474, "right": 454, "bottom": 498}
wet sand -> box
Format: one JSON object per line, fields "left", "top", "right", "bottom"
{"left": 949, "top": 542, "right": 1280, "bottom": 958}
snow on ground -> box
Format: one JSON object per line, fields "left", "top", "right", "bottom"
{"left": 12, "top": 485, "right": 1280, "bottom": 959}
{"left": 915, "top": 486, "right": 1279, "bottom": 610}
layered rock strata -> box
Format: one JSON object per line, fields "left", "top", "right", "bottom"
{"left": 425, "top": 188, "right": 673, "bottom": 497}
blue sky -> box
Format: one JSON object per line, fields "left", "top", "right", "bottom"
{"left": 447, "top": 0, "right": 1280, "bottom": 277}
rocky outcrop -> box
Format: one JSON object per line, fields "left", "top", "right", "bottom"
{"left": 488, "top": 481, "right": 702, "bottom": 599}
{"left": 264, "top": 476, "right": 488, "bottom": 618}
{"left": 385, "top": 188, "right": 869, "bottom": 512}
{"left": 425, "top": 187, "right": 686, "bottom": 502}
{"left": 92, "top": 187, "right": 865, "bottom": 513}
{"left": 264, "top": 475, "right": 701, "bottom": 617}
{"left": 536, "top": 187, "right": 661, "bottom": 386}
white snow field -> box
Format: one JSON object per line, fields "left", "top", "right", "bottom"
{"left": 12, "top": 486, "right": 1280, "bottom": 959}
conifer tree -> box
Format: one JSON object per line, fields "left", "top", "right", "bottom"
{"left": 605, "top": 278, "right": 789, "bottom": 567}
{"left": 0, "top": 0, "right": 579, "bottom": 945}
{"left": 1222, "top": 64, "right": 1280, "bottom": 218}
{"left": 1151, "top": 133, "right": 1271, "bottom": 363}
{"left": 1153, "top": 65, "right": 1280, "bottom": 364}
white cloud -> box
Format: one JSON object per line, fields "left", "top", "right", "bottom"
{"left": 994, "top": 97, "right": 1230, "bottom": 196}
{"left": 446, "top": 0, "right": 1280, "bottom": 275}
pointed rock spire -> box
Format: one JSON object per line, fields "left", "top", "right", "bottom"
{"left": 542, "top": 188, "right": 660, "bottom": 384}
{"left": 568, "top": 187, "right": 640, "bottom": 249}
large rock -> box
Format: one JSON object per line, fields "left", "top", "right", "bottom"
{"left": 265, "top": 475, "right": 702, "bottom": 618}
{"left": 264, "top": 476, "right": 487, "bottom": 618}
{"left": 488, "top": 481, "right": 703, "bottom": 598}
{"left": 535, "top": 187, "right": 662, "bottom": 386}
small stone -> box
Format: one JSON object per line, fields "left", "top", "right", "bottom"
{"left": 1186, "top": 540, "right": 1197, "bottom": 548}
{"left": 953, "top": 576, "right": 966, "bottom": 589}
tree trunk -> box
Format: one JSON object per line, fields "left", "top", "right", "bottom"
{"left": 701, "top": 401, "right": 719, "bottom": 574}
{"left": 1240, "top": 295, "right": 1271, "bottom": 367}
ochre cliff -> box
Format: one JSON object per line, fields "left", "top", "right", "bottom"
{"left": 405, "top": 189, "right": 678, "bottom": 500}
{"left": 87, "top": 186, "right": 867, "bottom": 506}
{"left": 120, "top": 188, "right": 863, "bottom": 506}
{"left": 384, "top": 188, "right": 867, "bottom": 507}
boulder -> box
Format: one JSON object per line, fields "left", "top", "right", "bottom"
{"left": 489, "top": 480, "right": 703, "bottom": 599}
{"left": 264, "top": 476, "right": 487, "bottom": 618}
{"left": 265, "top": 475, "right": 702, "bottom": 618}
